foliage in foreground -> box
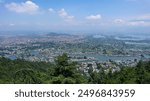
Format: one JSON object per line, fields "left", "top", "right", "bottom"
{"left": 0, "top": 54, "right": 150, "bottom": 84}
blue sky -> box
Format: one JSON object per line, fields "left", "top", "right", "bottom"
{"left": 0, "top": 0, "right": 150, "bottom": 33}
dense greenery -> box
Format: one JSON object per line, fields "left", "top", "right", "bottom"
{"left": 89, "top": 60, "right": 150, "bottom": 84}
{"left": 0, "top": 53, "right": 87, "bottom": 84}
{"left": 0, "top": 54, "right": 150, "bottom": 84}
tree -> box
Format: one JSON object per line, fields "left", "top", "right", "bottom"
{"left": 52, "top": 53, "right": 87, "bottom": 84}
{"left": 13, "top": 68, "right": 41, "bottom": 84}
{"left": 135, "top": 61, "right": 146, "bottom": 84}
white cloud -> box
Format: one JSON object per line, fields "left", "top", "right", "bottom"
{"left": 58, "top": 8, "right": 68, "bottom": 17}
{"left": 114, "top": 19, "right": 126, "bottom": 24}
{"left": 86, "top": 14, "right": 102, "bottom": 20}
{"left": 127, "top": 14, "right": 150, "bottom": 26}
{"left": 113, "top": 15, "right": 150, "bottom": 27}
{"left": 136, "top": 14, "right": 150, "bottom": 20}
{"left": 9, "top": 23, "right": 15, "bottom": 26}
{"left": 48, "top": 8, "right": 55, "bottom": 13}
{"left": 129, "top": 21, "right": 144, "bottom": 26}
{"left": 58, "top": 8, "right": 74, "bottom": 21}
{"left": 128, "top": 21, "right": 150, "bottom": 26}
{"left": 5, "top": 1, "right": 39, "bottom": 14}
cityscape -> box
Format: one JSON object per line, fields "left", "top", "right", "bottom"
{"left": 0, "top": 0, "right": 150, "bottom": 83}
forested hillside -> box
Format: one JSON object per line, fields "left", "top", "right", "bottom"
{"left": 0, "top": 54, "right": 150, "bottom": 84}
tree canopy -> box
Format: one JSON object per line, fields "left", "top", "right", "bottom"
{"left": 0, "top": 54, "right": 150, "bottom": 84}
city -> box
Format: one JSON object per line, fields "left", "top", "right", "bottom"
{"left": 0, "top": 32, "right": 150, "bottom": 76}
{"left": 0, "top": 0, "right": 150, "bottom": 84}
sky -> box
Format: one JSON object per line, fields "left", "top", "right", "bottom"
{"left": 0, "top": 0, "right": 150, "bottom": 33}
